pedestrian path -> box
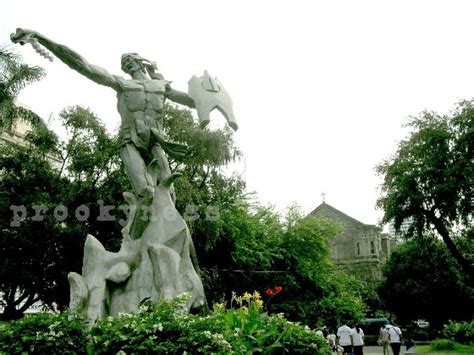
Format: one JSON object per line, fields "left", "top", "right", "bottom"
{"left": 363, "top": 345, "right": 471, "bottom": 354}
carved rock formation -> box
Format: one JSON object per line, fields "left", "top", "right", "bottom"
{"left": 68, "top": 175, "right": 205, "bottom": 326}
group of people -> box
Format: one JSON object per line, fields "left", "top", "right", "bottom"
{"left": 316, "top": 324, "right": 365, "bottom": 354}
{"left": 316, "top": 322, "right": 403, "bottom": 355}
{"left": 379, "top": 323, "right": 405, "bottom": 355}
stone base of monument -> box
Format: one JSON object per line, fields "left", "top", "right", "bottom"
{"left": 68, "top": 178, "right": 205, "bottom": 327}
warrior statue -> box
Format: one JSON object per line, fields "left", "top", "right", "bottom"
{"left": 11, "top": 28, "right": 237, "bottom": 326}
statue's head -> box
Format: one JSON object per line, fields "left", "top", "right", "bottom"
{"left": 121, "top": 53, "right": 163, "bottom": 79}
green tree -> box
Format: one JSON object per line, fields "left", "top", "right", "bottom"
{"left": 376, "top": 100, "right": 473, "bottom": 277}
{"left": 0, "top": 145, "right": 63, "bottom": 319}
{"left": 0, "top": 106, "right": 127, "bottom": 319}
{"left": 379, "top": 238, "right": 474, "bottom": 331}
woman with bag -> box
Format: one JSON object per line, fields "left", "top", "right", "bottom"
{"left": 387, "top": 324, "right": 402, "bottom": 355}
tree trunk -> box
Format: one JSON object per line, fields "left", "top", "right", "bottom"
{"left": 1, "top": 303, "right": 24, "bottom": 321}
{"left": 429, "top": 215, "right": 474, "bottom": 282}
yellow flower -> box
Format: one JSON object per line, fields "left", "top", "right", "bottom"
{"left": 235, "top": 296, "right": 243, "bottom": 306}
{"left": 213, "top": 303, "right": 225, "bottom": 312}
{"left": 254, "top": 299, "right": 264, "bottom": 309}
{"left": 231, "top": 291, "right": 237, "bottom": 301}
{"left": 252, "top": 290, "right": 261, "bottom": 300}
{"left": 242, "top": 292, "right": 252, "bottom": 303}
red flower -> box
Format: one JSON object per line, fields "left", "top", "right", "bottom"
{"left": 274, "top": 286, "right": 283, "bottom": 294}
{"left": 265, "top": 288, "right": 274, "bottom": 296}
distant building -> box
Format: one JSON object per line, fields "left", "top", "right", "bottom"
{"left": 0, "top": 102, "right": 61, "bottom": 168}
{"left": 308, "top": 202, "right": 394, "bottom": 286}
{"left": 0, "top": 116, "right": 32, "bottom": 146}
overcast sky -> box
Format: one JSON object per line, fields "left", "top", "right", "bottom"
{"left": 2, "top": 1, "right": 474, "bottom": 228}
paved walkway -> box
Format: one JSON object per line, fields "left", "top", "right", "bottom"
{"left": 364, "top": 345, "right": 399, "bottom": 353}
{"left": 355, "top": 346, "right": 469, "bottom": 354}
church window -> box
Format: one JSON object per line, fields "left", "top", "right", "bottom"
{"left": 370, "top": 240, "right": 375, "bottom": 254}
{"left": 357, "top": 242, "right": 360, "bottom": 255}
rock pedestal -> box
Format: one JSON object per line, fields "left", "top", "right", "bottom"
{"left": 68, "top": 174, "right": 205, "bottom": 326}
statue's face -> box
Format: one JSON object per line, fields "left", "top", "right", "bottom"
{"left": 121, "top": 54, "right": 142, "bottom": 76}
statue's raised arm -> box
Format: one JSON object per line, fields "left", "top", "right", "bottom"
{"left": 11, "top": 28, "right": 121, "bottom": 91}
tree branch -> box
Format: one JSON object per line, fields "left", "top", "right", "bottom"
{"left": 12, "top": 290, "right": 30, "bottom": 307}
{"left": 425, "top": 210, "right": 474, "bottom": 279}
{"left": 199, "top": 165, "right": 210, "bottom": 190}
{"left": 19, "top": 294, "right": 39, "bottom": 313}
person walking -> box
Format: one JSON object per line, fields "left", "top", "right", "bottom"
{"left": 337, "top": 323, "right": 353, "bottom": 355}
{"left": 327, "top": 330, "right": 340, "bottom": 354}
{"left": 387, "top": 324, "right": 402, "bottom": 355}
{"left": 351, "top": 324, "right": 364, "bottom": 355}
{"left": 379, "top": 325, "right": 390, "bottom": 355}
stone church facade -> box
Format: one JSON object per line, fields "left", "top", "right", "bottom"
{"left": 309, "top": 202, "right": 393, "bottom": 286}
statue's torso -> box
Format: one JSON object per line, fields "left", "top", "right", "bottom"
{"left": 117, "top": 79, "right": 167, "bottom": 149}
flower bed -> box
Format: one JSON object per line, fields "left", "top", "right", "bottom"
{"left": 0, "top": 293, "right": 330, "bottom": 354}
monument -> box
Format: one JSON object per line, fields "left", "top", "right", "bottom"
{"left": 11, "top": 28, "right": 237, "bottom": 325}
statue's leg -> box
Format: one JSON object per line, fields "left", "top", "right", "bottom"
{"left": 120, "top": 143, "right": 156, "bottom": 239}
{"left": 150, "top": 145, "right": 176, "bottom": 202}
{"left": 150, "top": 144, "right": 172, "bottom": 180}
{"left": 120, "top": 143, "right": 152, "bottom": 197}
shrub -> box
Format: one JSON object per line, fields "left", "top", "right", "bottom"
{"left": 89, "top": 292, "right": 330, "bottom": 354}
{"left": 89, "top": 295, "right": 232, "bottom": 354}
{"left": 0, "top": 312, "right": 87, "bottom": 354}
{"left": 442, "top": 320, "right": 474, "bottom": 344}
{"left": 0, "top": 293, "right": 331, "bottom": 354}
{"left": 430, "top": 338, "right": 456, "bottom": 350}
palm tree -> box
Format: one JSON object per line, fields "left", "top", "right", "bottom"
{"left": 0, "top": 44, "right": 46, "bottom": 131}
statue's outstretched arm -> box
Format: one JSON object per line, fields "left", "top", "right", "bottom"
{"left": 165, "top": 84, "right": 195, "bottom": 109}
{"left": 11, "top": 28, "right": 121, "bottom": 91}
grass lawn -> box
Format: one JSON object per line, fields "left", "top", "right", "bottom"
{"left": 417, "top": 343, "right": 474, "bottom": 353}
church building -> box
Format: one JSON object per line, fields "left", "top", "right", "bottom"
{"left": 308, "top": 202, "right": 394, "bottom": 286}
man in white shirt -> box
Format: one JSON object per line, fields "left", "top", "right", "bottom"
{"left": 387, "top": 324, "right": 402, "bottom": 355}
{"left": 337, "top": 324, "right": 353, "bottom": 355}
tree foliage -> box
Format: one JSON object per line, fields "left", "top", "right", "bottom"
{"left": 379, "top": 238, "right": 474, "bottom": 330}
{"left": 0, "top": 45, "right": 46, "bottom": 130}
{"left": 0, "top": 106, "right": 127, "bottom": 319}
{"left": 376, "top": 100, "right": 473, "bottom": 277}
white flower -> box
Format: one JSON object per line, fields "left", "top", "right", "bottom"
{"left": 118, "top": 312, "right": 133, "bottom": 318}
{"left": 153, "top": 323, "right": 163, "bottom": 331}
{"left": 139, "top": 304, "right": 149, "bottom": 312}
{"left": 212, "top": 333, "right": 232, "bottom": 350}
